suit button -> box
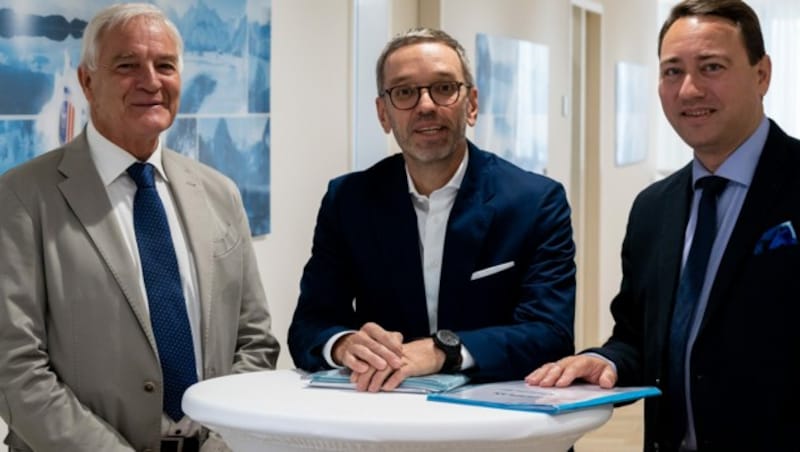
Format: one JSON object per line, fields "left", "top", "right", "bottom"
{"left": 143, "top": 381, "right": 156, "bottom": 392}
{"left": 695, "top": 374, "right": 704, "bottom": 381}
{"left": 654, "top": 378, "right": 661, "bottom": 385}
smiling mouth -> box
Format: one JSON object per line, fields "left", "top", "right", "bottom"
{"left": 131, "top": 100, "right": 164, "bottom": 107}
{"left": 682, "top": 108, "right": 714, "bottom": 118}
{"left": 416, "top": 126, "right": 446, "bottom": 135}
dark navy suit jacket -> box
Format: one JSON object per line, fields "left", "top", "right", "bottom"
{"left": 589, "top": 120, "right": 800, "bottom": 451}
{"left": 288, "top": 141, "right": 576, "bottom": 381}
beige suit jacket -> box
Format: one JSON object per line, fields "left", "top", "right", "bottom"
{"left": 0, "top": 133, "right": 280, "bottom": 451}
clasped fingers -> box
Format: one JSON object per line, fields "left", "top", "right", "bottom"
{"left": 334, "top": 325, "right": 405, "bottom": 373}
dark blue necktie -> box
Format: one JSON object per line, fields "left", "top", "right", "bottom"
{"left": 668, "top": 175, "right": 728, "bottom": 445}
{"left": 128, "top": 162, "right": 197, "bottom": 422}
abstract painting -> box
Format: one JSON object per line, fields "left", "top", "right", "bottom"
{"left": 0, "top": 0, "right": 272, "bottom": 235}
{"left": 474, "top": 33, "right": 549, "bottom": 175}
{"left": 614, "top": 61, "right": 648, "bottom": 166}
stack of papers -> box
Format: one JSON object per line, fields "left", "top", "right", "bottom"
{"left": 307, "top": 368, "right": 470, "bottom": 394}
{"left": 427, "top": 381, "right": 661, "bottom": 413}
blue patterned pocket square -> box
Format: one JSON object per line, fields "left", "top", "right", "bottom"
{"left": 754, "top": 221, "right": 798, "bottom": 255}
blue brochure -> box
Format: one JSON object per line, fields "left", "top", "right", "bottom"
{"left": 307, "top": 368, "right": 470, "bottom": 394}
{"left": 427, "top": 381, "right": 660, "bottom": 413}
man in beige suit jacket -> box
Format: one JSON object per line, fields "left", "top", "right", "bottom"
{"left": 0, "top": 4, "right": 279, "bottom": 451}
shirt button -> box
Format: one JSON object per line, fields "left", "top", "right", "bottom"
{"left": 143, "top": 381, "right": 156, "bottom": 392}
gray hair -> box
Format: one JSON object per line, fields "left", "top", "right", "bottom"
{"left": 79, "top": 3, "right": 184, "bottom": 72}
{"left": 375, "top": 27, "right": 474, "bottom": 95}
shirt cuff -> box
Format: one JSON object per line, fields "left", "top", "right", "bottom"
{"left": 322, "top": 330, "right": 355, "bottom": 368}
{"left": 582, "top": 351, "right": 618, "bottom": 373}
{"left": 460, "top": 345, "right": 475, "bottom": 371}
{"left": 326, "top": 331, "right": 476, "bottom": 372}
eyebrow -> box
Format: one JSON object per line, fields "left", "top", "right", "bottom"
{"left": 660, "top": 53, "right": 731, "bottom": 66}
{"left": 111, "top": 52, "right": 137, "bottom": 62}
{"left": 110, "top": 52, "right": 179, "bottom": 63}
{"left": 386, "top": 71, "right": 459, "bottom": 86}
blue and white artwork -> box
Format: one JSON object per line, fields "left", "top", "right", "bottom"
{"left": 615, "top": 61, "right": 648, "bottom": 166}
{"left": 0, "top": 0, "right": 271, "bottom": 235}
{"left": 474, "top": 33, "right": 549, "bottom": 175}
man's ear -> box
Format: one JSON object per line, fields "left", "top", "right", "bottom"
{"left": 376, "top": 96, "right": 392, "bottom": 133}
{"left": 755, "top": 54, "right": 771, "bottom": 98}
{"left": 77, "top": 66, "right": 94, "bottom": 104}
{"left": 465, "top": 86, "right": 478, "bottom": 127}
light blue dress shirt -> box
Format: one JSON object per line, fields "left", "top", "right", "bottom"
{"left": 681, "top": 116, "right": 769, "bottom": 450}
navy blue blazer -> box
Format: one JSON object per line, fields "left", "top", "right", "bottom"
{"left": 288, "top": 142, "right": 576, "bottom": 381}
{"left": 590, "top": 120, "right": 800, "bottom": 451}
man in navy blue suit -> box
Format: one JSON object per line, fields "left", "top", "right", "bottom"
{"left": 288, "top": 28, "right": 576, "bottom": 392}
{"left": 528, "top": 1, "right": 800, "bottom": 450}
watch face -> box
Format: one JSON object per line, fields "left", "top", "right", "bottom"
{"left": 437, "top": 329, "right": 460, "bottom": 347}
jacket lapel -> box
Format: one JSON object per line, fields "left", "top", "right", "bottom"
{"left": 653, "top": 165, "right": 693, "bottom": 363}
{"left": 438, "top": 144, "right": 495, "bottom": 325}
{"left": 163, "top": 151, "right": 215, "bottom": 359}
{"left": 700, "top": 122, "right": 792, "bottom": 330}
{"left": 369, "top": 155, "right": 429, "bottom": 337}
{"left": 56, "top": 134, "right": 157, "bottom": 352}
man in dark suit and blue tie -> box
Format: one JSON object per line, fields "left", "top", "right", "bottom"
{"left": 527, "top": 1, "right": 800, "bottom": 450}
{"left": 288, "top": 28, "right": 576, "bottom": 391}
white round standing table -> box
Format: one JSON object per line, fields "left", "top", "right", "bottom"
{"left": 183, "top": 369, "right": 612, "bottom": 452}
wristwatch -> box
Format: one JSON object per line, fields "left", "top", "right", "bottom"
{"left": 432, "top": 329, "right": 463, "bottom": 373}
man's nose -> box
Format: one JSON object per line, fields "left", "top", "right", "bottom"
{"left": 679, "top": 72, "right": 705, "bottom": 98}
{"left": 416, "top": 87, "right": 437, "bottom": 110}
{"left": 137, "top": 64, "right": 162, "bottom": 90}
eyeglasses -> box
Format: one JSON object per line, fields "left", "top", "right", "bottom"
{"left": 382, "top": 81, "right": 470, "bottom": 110}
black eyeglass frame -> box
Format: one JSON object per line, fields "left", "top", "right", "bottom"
{"left": 381, "top": 81, "right": 472, "bottom": 110}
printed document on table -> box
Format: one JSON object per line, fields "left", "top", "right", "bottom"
{"left": 307, "top": 368, "right": 469, "bottom": 394}
{"left": 427, "top": 381, "right": 660, "bottom": 413}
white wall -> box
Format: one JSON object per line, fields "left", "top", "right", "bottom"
{"left": 258, "top": 0, "right": 353, "bottom": 369}
{"left": 592, "top": 0, "right": 659, "bottom": 341}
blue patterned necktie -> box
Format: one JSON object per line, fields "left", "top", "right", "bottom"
{"left": 668, "top": 175, "right": 728, "bottom": 445}
{"left": 128, "top": 162, "right": 197, "bottom": 422}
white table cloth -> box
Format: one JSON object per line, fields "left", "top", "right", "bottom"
{"left": 183, "top": 369, "right": 612, "bottom": 452}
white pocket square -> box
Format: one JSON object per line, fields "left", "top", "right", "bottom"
{"left": 470, "top": 261, "right": 515, "bottom": 281}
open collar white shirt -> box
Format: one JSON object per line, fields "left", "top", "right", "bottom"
{"left": 406, "top": 151, "right": 468, "bottom": 334}
{"left": 323, "top": 149, "right": 475, "bottom": 370}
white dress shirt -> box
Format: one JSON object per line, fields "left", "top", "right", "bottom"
{"left": 87, "top": 121, "right": 202, "bottom": 435}
{"left": 407, "top": 152, "right": 467, "bottom": 334}
{"left": 323, "top": 150, "right": 474, "bottom": 370}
